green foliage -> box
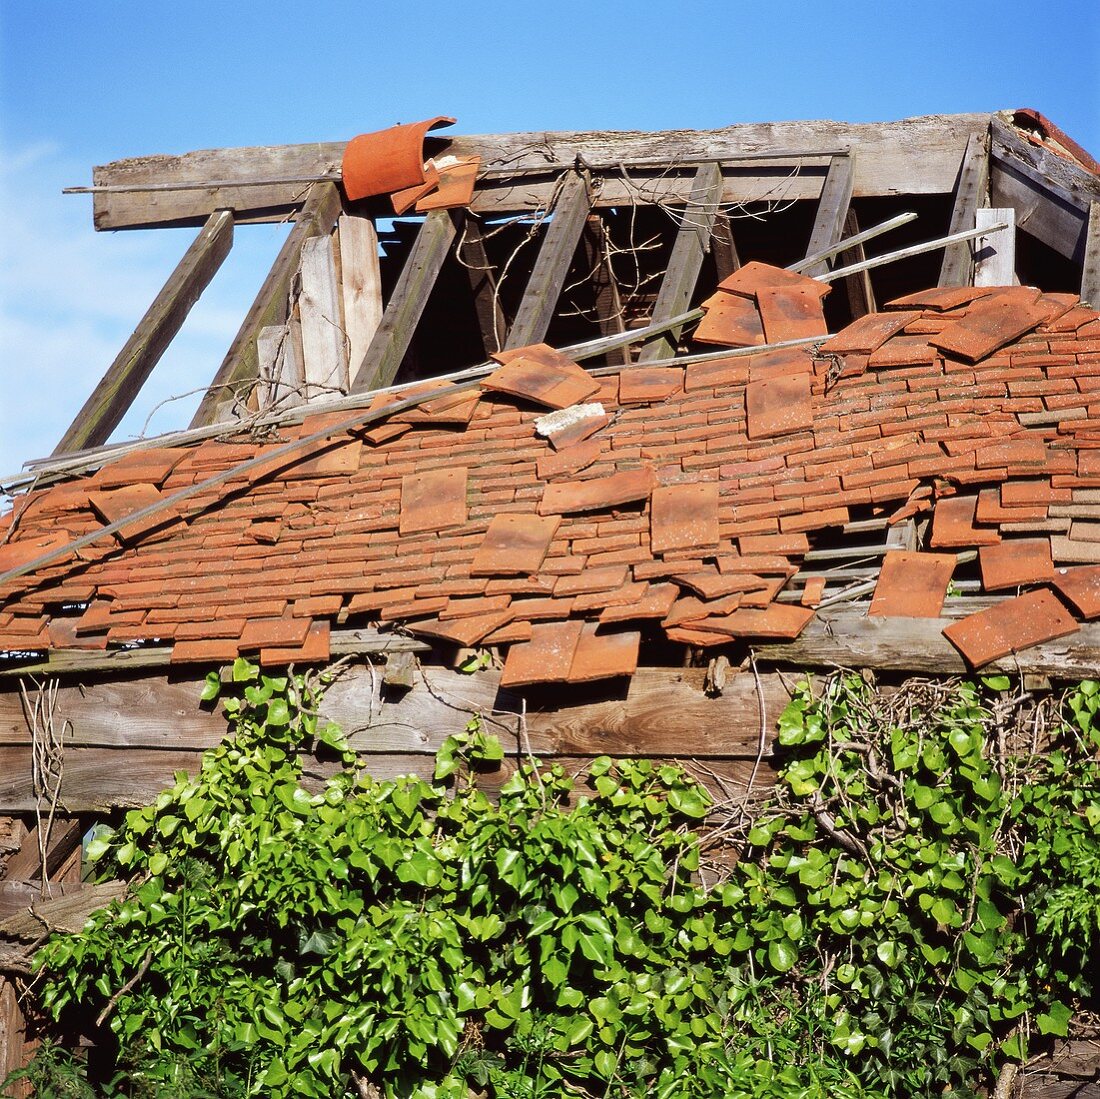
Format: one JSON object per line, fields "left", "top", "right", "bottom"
{"left": 12, "top": 667, "right": 1100, "bottom": 1097}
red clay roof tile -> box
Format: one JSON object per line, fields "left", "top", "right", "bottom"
{"left": 650, "top": 482, "right": 720, "bottom": 554}
{"left": 745, "top": 373, "right": 813, "bottom": 439}
{"left": 756, "top": 287, "right": 829, "bottom": 343}
{"left": 717, "top": 261, "right": 829, "bottom": 300}
{"left": 690, "top": 603, "right": 814, "bottom": 640}
{"left": 942, "top": 588, "right": 1079, "bottom": 667}
{"left": 567, "top": 624, "right": 640, "bottom": 682}
{"left": 409, "top": 610, "right": 513, "bottom": 647}
{"left": 979, "top": 538, "right": 1055, "bottom": 591}
{"left": 930, "top": 495, "right": 1001, "bottom": 548}
{"left": 538, "top": 468, "right": 655, "bottom": 515}
{"left": 599, "top": 583, "right": 678, "bottom": 623}
{"left": 821, "top": 311, "right": 920, "bottom": 355}
{"left": 930, "top": 290, "right": 1049, "bottom": 362}
{"left": 693, "top": 292, "right": 766, "bottom": 347}
{"left": 483, "top": 345, "right": 600, "bottom": 409}
{"left": 868, "top": 551, "right": 956, "bottom": 617}
{"left": 1051, "top": 566, "right": 1100, "bottom": 618}
{"left": 400, "top": 468, "right": 468, "bottom": 535}
{"left": 470, "top": 514, "right": 560, "bottom": 576}
{"left": 500, "top": 619, "right": 585, "bottom": 687}
{"left": 261, "top": 620, "right": 331, "bottom": 665}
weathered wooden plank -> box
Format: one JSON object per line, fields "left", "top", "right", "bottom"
{"left": 801, "top": 155, "right": 855, "bottom": 279}
{"left": 505, "top": 172, "right": 592, "bottom": 350}
{"left": 0, "top": 881, "right": 125, "bottom": 939}
{"left": 350, "top": 209, "right": 457, "bottom": 392}
{"left": 90, "top": 114, "right": 991, "bottom": 229}
{"left": 638, "top": 162, "right": 724, "bottom": 362}
{"left": 710, "top": 213, "right": 740, "bottom": 282}
{"left": 1082, "top": 200, "right": 1100, "bottom": 307}
{"left": 973, "top": 207, "right": 1016, "bottom": 285}
{"left": 298, "top": 233, "right": 349, "bottom": 399}
{"left": 454, "top": 214, "right": 507, "bottom": 357}
{"left": 0, "top": 665, "right": 786, "bottom": 762}
{"left": 256, "top": 324, "right": 304, "bottom": 411}
{"left": 337, "top": 214, "right": 383, "bottom": 375}
{"left": 54, "top": 210, "right": 233, "bottom": 453}
{"left": 189, "top": 182, "right": 342, "bottom": 427}
{"left": 939, "top": 132, "right": 989, "bottom": 287}
{"left": 762, "top": 608, "right": 1100, "bottom": 679}
{"left": 0, "top": 974, "right": 29, "bottom": 1095}
{"left": 2, "top": 820, "right": 83, "bottom": 882}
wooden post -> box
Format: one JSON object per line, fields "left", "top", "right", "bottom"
{"left": 350, "top": 209, "right": 457, "bottom": 393}
{"left": 836, "top": 208, "right": 877, "bottom": 318}
{"left": 939, "top": 132, "right": 989, "bottom": 287}
{"left": 582, "top": 215, "right": 629, "bottom": 365}
{"left": 54, "top": 210, "right": 234, "bottom": 454}
{"left": 801, "top": 155, "right": 855, "bottom": 279}
{"left": 190, "top": 182, "right": 342, "bottom": 427}
{"left": 710, "top": 214, "right": 740, "bottom": 282}
{"left": 1082, "top": 201, "right": 1100, "bottom": 308}
{"left": 973, "top": 208, "right": 1016, "bottom": 286}
{"left": 455, "top": 214, "right": 508, "bottom": 357}
{"left": 298, "top": 233, "right": 349, "bottom": 399}
{"left": 638, "top": 162, "right": 724, "bottom": 362}
{"left": 337, "top": 215, "right": 383, "bottom": 375}
{"left": 505, "top": 171, "right": 592, "bottom": 350}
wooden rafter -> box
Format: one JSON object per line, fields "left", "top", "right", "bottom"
{"left": 835, "top": 208, "right": 876, "bottom": 317}
{"left": 504, "top": 171, "right": 591, "bottom": 350}
{"left": 581, "top": 215, "right": 629, "bottom": 365}
{"left": 939, "top": 132, "right": 990, "bottom": 287}
{"left": 638, "top": 162, "right": 723, "bottom": 362}
{"left": 801, "top": 155, "right": 855, "bottom": 279}
{"left": 455, "top": 214, "right": 507, "bottom": 357}
{"left": 55, "top": 209, "right": 233, "bottom": 453}
{"left": 350, "top": 209, "right": 457, "bottom": 392}
{"left": 190, "top": 181, "right": 342, "bottom": 427}
{"left": 1082, "top": 200, "right": 1100, "bottom": 307}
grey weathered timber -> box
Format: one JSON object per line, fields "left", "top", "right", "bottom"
{"left": 54, "top": 210, "right": 233, "bottom": 454}
{"left": 256, "top": 324, "right": 304, "bottom": 411}
{"left": 836, "top": 208, "right": 876, "bottom": 317}
{"left": 0, "top": 881, "right": 126, "bottom": 939}
{"left": 973, "top": 207, "right": 1016, "bottom": 285}
{"left": 350, "top": 209, "right": 457, "bottom": 392}
{"left": 710, "top": 213, "right": 740, "bottom": 282}
{"left": 189, "top": 182, "right": 342, "bottom": 427}
{"left": 990, "top": 116, "right": 1100, "bottom": 262}
{"left": 88, "top": 114, "right": 992, "bottom": 229}
{"left": 763, "top": 608, "right": 1100, "bottom": 679}
{"left": 2, "top": 820, "right": 83, "bottom": 882}
{"left": 638, "top": 162, "right": 724, "bottom": 362}
{"left": 337, "top": 214, "right": 383, "bottom": 373}
{"left": 455, "top": 214, "right": 507, "bottom": 355}
{"left": 0, "top": 665, "right": 786, "bottom": 759}
{"left": 298, "top": 233, "right": 349, "bottom": 398}
{"left": 504, "top": 172, "right": 592, "bottom": 350}
{"left": 939, "top": 132, "right": 989, "bottom": 286}
{"left": 1082, "top": 200, "right": 1100, "bottom": 307}
{"left": 801, "top": 155, "right": 855, "bottom": 279}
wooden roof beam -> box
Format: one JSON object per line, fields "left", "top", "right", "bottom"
{"left": 939, "top": 132, "right": 990, "bottom": 287}
{"left": 86, "top": 114, "right": 993, "bottom": 230}
{"left": 54, "top": 209, "right": 233, "bottom": 453}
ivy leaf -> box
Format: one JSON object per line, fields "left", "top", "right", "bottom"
{"left": 1037, "top": 1000, "right": 1073, "bottom": 1036}
{"left": 767, "top": 939, "right": 798, "bottom": 973}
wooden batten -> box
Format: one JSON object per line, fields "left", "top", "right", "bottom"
{"left": 337, "top": 214, "right": 383, "bottom": 373}
{"left": 298, "top": 232, "right": 349, "bottom": 399}
{"left": 1082, "top": 200, "right": 1100, "bottom": 307}
{"left": 973, "top": 207, "right": 1017, "bottom": 285}
{"left": 801, "top": 155, "right": 856, "bottom": 279}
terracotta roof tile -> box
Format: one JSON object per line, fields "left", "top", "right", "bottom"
{"left": 930, "top": 290, "right": 1049, "bottom": 362}
{"left": 538, "top": 468, "right": 655, "bottom": 515}
{"left": 979, "top": 538, "right": 1055, "bottom": 591}
{"left": 745, "top": 373, "right": 813, "bottom": 440}
{"left": 943, "top": 588, "right": 1079, "bottom": 667}
{"left": 1051, "top": 566, "right": 1100, "bottom": 618}
{"left": 409, "top": 611, "right": 513, "bottom": 647}
{"left": 553, "top": 565, "right": 629, "bottom": 596}
{"left": 690, "top": 603, "right": 814, "bottom": 640}
{"left": 261, "top": 620, "right": 331, "bottom": 665}
{"left": 470, "top": 514, "right": 560, "bottom": 576}
{"left": 717, "top": 261, "right": 829, "bottom": 300}
{"left": 483, "top": 344, "right": 600, "bottom": 409}
{"left": 500, "top": 620, "right": 584, "bottom": 687}
{"left": 821, "top": 311, "right": 920, "bottom": 355}
{"left": 567, "top": 624, "right": 640, "bottom": 682}
{"left": 650, "top": 482, "right": 720, "bottom": 554}
{"left": 868, "top": 551, "right": 956, "bottom": 617}
{"left": 619, "top": 368, "right": 684, "bottom": 405}
{"left": 599, "top": 583, "right": 678, "bottom": 623}
{"left": 930, "top": 495, "right": 1001, "bottom": 548}
{"left": 238, "top": 614, "right": 313, "bottom": 651}
{"left": 885, "top": 287, "right": 992, "bottom": 312}
{"left": 693, "top": 292, "right": 766, "bottom": 347}
{"left": 400, "top": 468, "right": 468, "bottom": 535}
{"left": 756, "top": 287, "right": 829, "bottom": 343}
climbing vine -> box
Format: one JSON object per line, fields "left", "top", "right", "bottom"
{"left": 8, "top": 663, "right": 1100, "bottom": 1098}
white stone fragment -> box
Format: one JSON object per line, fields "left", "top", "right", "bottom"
{"left": 534, "top": 403, "right": 606, "bottom": 439}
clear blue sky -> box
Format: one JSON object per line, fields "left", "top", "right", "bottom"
{"left": 1, "top": 0, "right": 1097, "bottom": 480}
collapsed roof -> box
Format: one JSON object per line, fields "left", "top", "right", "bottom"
{"left": 3, "top": 108, "right": 1100, "bottom": 684}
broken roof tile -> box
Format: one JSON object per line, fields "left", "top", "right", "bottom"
{"left": 599, "top": 583, "right": 678, "bottom": 623}
{"left": 400, "top": 468, "right": 468, "bottom": 535}
{"left": 567, "top": 624, "right": 640, "bottom": 682}
{"left": 536, "top": 438, "right": 602, "bottom": 480}
{"left": 717, "top": 261, "right": 830, "bottom": 301}
{"left": 650, "top": 481, "right": 720, "bottom": 554}
{"left": 943, "top": 587, "right": 1079, "bottom": 667}
{"left": 1051, "top": 566, "right": 1100, "bottom": 618}
{"left": 885, "top": 286, "right": 992, "bottom": 312}
{"left": 693, "top": 292, "right": 766, "bottom": 347}
{"left": 94, "top": 447, "right": 187, "bottom": 488}
{"left": 930, "top": 495, "right": 1001, "bottom": 548}
{"left": 745, "top": 372, "right": 813, "bottom": 439}
{"left": 930, "top": 290, "right": 1049, "bottom": 362}
{"left": 868, "top": 551, "right": 956, "bottom": 617}
{"left": 500, "top": 620, "right": 584, "bottom": 687}
{"left": 553, "top": 565, "right": 629, "bottom": 597}
{"left": 821, "top": 311, "right": 920, "bottom": 355}
{"left": 416, "top": 155, "right": 481, "bottom": 212}
{"left": 470, "top": 514, "right": 560, "bottom": 576}
{"left": 483, "top": 345, "right": 600, "bottom": 409}
{"left": 538, "top": 468, "right": 655, "bottom": 515}
{"left": 979, "top": 538, "right": 1055, "bottom": 591}
{"left": 408, "top": 610, "right": 513, "bottom": 647}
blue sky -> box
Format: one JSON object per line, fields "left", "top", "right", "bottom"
{"left": 1, "top": 0, "right": 1097, "bottom": 480}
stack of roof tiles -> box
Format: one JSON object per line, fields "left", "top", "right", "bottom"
{"left": 2, "top": 262, "right": 1099, "bottom": 684}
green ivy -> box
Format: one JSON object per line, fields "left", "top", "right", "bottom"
{"left": 11, "top": 666, "right": 1100, "bottom": 1098}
